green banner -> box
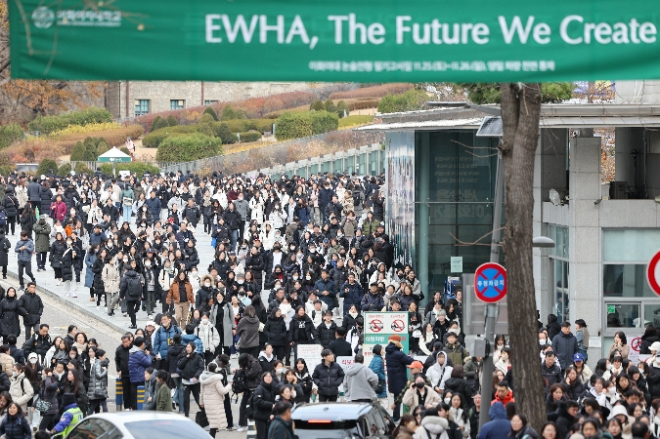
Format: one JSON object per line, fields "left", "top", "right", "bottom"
{"left": 9, "top": 0, "right": 660, "bottom": 81}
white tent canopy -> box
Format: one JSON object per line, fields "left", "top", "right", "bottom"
{"left": 98, "top": 147, "right": 131, "bottom": 162}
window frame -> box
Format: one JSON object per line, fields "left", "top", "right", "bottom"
{"left": 170, "top": 99, "right": 185, "bottom": 111}
{"left": 134, "top": 99, "right": 150, "bottom": 116}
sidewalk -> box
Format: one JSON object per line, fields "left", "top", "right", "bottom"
{"left": 4, "top": 220, "right": 217, "bottom": 334}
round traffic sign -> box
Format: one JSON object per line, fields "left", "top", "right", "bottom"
{"left": 391, "top": 320, "right": 405, "bottom": 332}
{"left": 474, "top": 262, "right": 507, "bottom": 303}
{"left": 647, "top": 250, "right": 660, "bottom": 296}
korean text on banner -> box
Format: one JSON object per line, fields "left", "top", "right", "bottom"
{"left": 9, "top": 0, "right": 660, "bottom": 82}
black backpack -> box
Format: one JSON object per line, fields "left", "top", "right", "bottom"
{"left": 126, "top": 276, "right": 142, "bottom": 300}
{"left": 245, "top": 391, "right": 256, "bottom": 420}
{"left": 232, "top": 369, "right": 247, "bottom": 394}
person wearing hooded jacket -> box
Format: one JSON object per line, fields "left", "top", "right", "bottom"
{"left": 195, "top": 314, "right": 220, "bottom": 365}
{"left": 427, "top": 351, "right": 453, "bottom": 394}
{"left": 176, "top": 342, "right": 205, "bottom": 417}
{"left": 477, "top": 402, "right": 510, "bottom": 439}
{"left": 385, "top": 335, "right": 414, "bottom": 421}
{"left": 343, "top": 353, "right": 378, "bottom": 402}
{"left": 361, "top": 283, "right": 385, "bottom": 312}
{"left": 252, "top": 372, "right": 277, "bottom": 439}
{"left": 413, "top": 407, "right": 453, "bottom": 439}
{"left": 289, "top": 306, "right": 315, "bottom": 352}
{"left": 236, "top": 305, "right": 260, "bottom": 359}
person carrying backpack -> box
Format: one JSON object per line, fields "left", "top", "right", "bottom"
{"left": 119, "top": 266, "right": 144, "bottom": 330}
{"left": 235, "top": 353, "right": 262, "bottom": 432}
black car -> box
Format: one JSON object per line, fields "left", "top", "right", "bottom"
{"left": 292, "top": 402, "right": 395, "bottom": 439}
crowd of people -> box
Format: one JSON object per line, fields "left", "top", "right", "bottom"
{"left": 0, "top": 169, "right": 653, "bottom": 439}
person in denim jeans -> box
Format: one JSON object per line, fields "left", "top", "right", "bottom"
{"left": 575, "top": 319, "right": 590, "bottom": 362}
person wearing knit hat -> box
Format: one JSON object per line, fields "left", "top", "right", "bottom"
{"left": 385, "top": 332, "right": 415, "bottom": 422}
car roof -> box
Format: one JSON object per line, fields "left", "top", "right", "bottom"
{"left": 292, "top": 402, "right": 376, "bottom": 421}
{"left": 85, "top": 412, "right": 195, "bottom": 423}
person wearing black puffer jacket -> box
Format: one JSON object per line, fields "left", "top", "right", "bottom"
{"left": 312, "top": 349, "right": 345, "bottom": 402}
{"left": 316, "top": 310, "right": 338, "bottom": 349}
{"left": 289, "top": 306, "right": 315, "bottom": 353}
{"left": 176, "top": 341, "right": 205, "bottom": 418}
{"left": 252, "top": 372, "right": 277, "bottom": 439}
{"left": 263, "top": 309, "right": 288, "bottom": 363}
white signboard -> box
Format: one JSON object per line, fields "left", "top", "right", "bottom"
{"left": 364, "top": 312, "right": 409, "bottom": 366}
{"left": 297, "top": 344, "right": 324, "bottom": 375}
{"left": 451, "top": 257, "right": 463, "bottom": 273}
{"left": 336, "top": 356, "right": 355, "bottom": 394}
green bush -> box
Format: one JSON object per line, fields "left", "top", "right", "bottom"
{"left": 99, "top": 162, "right": 160, "bottom": 178}
{"left": 221, "top": 105, "right": 246, "bottom": 121}
{"left": 96, "top": 139, "right": 110, "bottom": 155}
{"left": 150, "top": 116, "right": 163, "bottom": 132}
{"left": 324, "top": 100, "right": 336, "bottom": 113}
{"left": 199, "top": 113, "right": 215, "bottom": 125}
{"left": 57, "top": 163, "right": 72, "bottom": 177}
{"left": 37, "top": 159, "right": 58, "bottom": 176}
{"left": 120, "top": 147, "right": 131, "bottom": 155}
{"left": 69, "top": 141, "right": 85, "bottom": 161}
{"left": 83, "top": 137, "right": 96, "bottom": 148}
{"left": 336, "top": 101, "right": 349, "bottom": 118}
{"left": 74, "top": 162, "right": 92, "bottom": 175}
{"left": 217, "top": 123, "right": 238, "bottom": 144}
{"left": 156, "top": 133, "right": 222, "bottom": 162}
{"left": 221, "top": 119, "right": 273, "bottom": 134}
{"left": 311, "top": 111, "right": 339, "bottom": 135}
{"left": 151, "top": 117, "right": 170, "bottom": 132}
{"left": 310, "top": 100, "right": 325, "bottom": 111}
{"left": 142, "top": 125, "right": 197, "bottom": 148}
{"left": 167, "top": 115, "right": 178, "bottom": 126}
{"left": 275, "top": 110, "right": 338, "bottom": 140}
{"left": 28, "top": 107, "right": 112, "bottom": 135}
{"left": 198, "top": 123, "right": 215, "bottom": 137}
{"left": 275, "top": 112, "right": 314, "bottom": 140}
{"left": 0, "top": 123, "right": 23, "bottom": 149}
{"left": 203, "top": 107, "right": 218, "bottom": 121}
{"left": 82, "top": 144, "right": 98, "bottom": 161}
{"left": 238, "top": 131, "right": 262, "bottom": 143}
{"left": 377, "top": 89, "right": 428, "bottom": 113}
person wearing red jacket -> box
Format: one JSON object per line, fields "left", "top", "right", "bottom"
{"left": 50, "top": 195, "right": 67, "bottom": 222}
{"left": 491, "top": 380, "right": 515, "bottom": 406}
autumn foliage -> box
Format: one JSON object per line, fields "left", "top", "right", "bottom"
{"left": 328, "top": 84, "right": 414, "bottom": 100}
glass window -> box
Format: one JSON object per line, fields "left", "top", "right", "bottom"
{"left": 603, "top": 264, "right": 655, "bottom": 297}
{"left": 553, "top": 259, "right": 569, "bottom": 322}
{"left": 170, "top": 99, "right": 185, "bottom": 110}
{"left": 643, "top": 304, "right": 660, "bottom": 328}
{"left": 68, "top": 419, "right": 123, "bottom": 439}
{"left": 603, "top": 229, "right": 660, "bottom": 262}
{"left": 124, "top": 420, "right": 210, "bottom": 439}
{"left": 134, "top": 99, "right": 149, "bottom": 116}
{"left": 606, "top": 303, "right": 641, "bottom": 328}
{"left": 204, "top": 100, "right": 218, "bottom": 105}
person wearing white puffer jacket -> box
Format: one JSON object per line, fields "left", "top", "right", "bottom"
{"left": 195, "top": 314, "right": 220, "bottom": 365}
{"left": 199, "top": 362, "right": 232, "bottom": 437}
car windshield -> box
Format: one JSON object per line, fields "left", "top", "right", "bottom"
{"left": 293, "top": 420, "right": 359, "bottom": 439}
{"left": 123, "top": 419, "right": 210, "bottom": 439}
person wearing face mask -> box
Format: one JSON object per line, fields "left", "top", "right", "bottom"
{"left": 264, "top": 308, "right": 288, "bottom": 364}
{"left": 210, "top": 292, "right": 234, "bottom": 358}
{"left": 402, "top": 373, "right": 441, "bottom": 411}
{"left": 158, "top": 260, "right": 177, "bottom": 315}
{"left": 196, "top": 275, "right": 216, "bottom": 313}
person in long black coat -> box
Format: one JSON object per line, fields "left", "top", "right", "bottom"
{"left": 252, "top": 372, "right": 277, "bottom": 439}
{"left": 0, "top": 230, "right": 9, "bottom": 279}
{"left": 49, "top": 233, "right": 66, "bottom": 284}
{"left": 263, "top": 309, "right": 288, "bottom": 363}
{"left": 0, "top": 288, "right": 21, "bottom": 341}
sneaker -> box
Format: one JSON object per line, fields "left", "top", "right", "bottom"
{"left": 71, "top": 293, "right": 78, "bottom": 298}
{"left": 97, "top": 305, "right": 100, "bottom": 309}
{"left": 108, "top": 313, "right": 113, "bottom": 316}
{"left": 123, "top": 313, "right": 127, "bottom": 317}
{"left": 236, "top": 426, "right": 248, "bottom": 432}
{"left": 128, "top": 325, "right": 137, "bottom": 329}
{"left": 230, "top": 354, "right": 238, "bottom": 359}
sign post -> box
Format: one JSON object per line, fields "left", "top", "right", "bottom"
{"left": 363, "top": 312, "right": 409, "bottom": 366}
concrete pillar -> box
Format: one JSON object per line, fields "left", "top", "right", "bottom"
{"left": 418, "top": 135, "right": 430, "bottom": 302}
{"left": 568, "top": 137, "right": 602, "bottom": 361}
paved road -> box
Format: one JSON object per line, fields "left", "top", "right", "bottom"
{"left": 2, "top": 218, "right": 247, "bottom": 438}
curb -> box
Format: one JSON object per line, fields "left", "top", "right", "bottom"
{"left": 6, "top": 270, "right": 128, "bottom": 335}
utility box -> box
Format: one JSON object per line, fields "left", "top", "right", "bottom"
{"left": 462, "top": 273, "right": 509, "bottom": 335}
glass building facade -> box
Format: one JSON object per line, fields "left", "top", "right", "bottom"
{"left": 386, "top": 129, "right": 499, "bottom": 299}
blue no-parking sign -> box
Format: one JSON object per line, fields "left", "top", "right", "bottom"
{"left": 474, "top": 263, "right": 507, "bottom": 303}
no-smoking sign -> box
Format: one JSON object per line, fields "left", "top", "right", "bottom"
{"left": 369, "top": 319, "right": 383, "bottom": 332}
{"left": 391, "top": 320, "right": 405, "bottom": 332}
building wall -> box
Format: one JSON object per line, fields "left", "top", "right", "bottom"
{"left": 110, "top": 81, "right": 323, "bottom": 119}
{"left": 615, "top": 80, "right": 660, "bottom": 104}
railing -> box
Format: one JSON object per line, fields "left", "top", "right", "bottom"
{"left": 247, "top": 143, "right": 385, "bottom": 179}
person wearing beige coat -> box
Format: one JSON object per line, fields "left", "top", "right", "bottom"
{"left": 199, "top": 366, "right": 232, "bottom": 434}
{"left": 102, "top": 257, "right": 121, "bottom": 315}
{"left": 402, "top": 381, "right": 441, "bottom": 413}
{"left": 9, "top": 370, "right": 34, "bottom": 412}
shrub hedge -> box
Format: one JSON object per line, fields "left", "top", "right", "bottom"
{"left": 37, "top": 159, "right": 58, "bottom": 176}
{"left": 238, "top": 131, "right": 262, "bottom": 142}
{"left": 142, "top": 125, "right": 197, "bottom": 148}
{"left": 0, "top": 123, "right": 24, "bottom": 149}
{"left": 28, "top": 107, "right": 113, "bottom": 134}
{"left": 275, "top": 110, "right": 338, "bottom": 141}
{"left": 156, "top": 133, "right": 222, "bottom": 162}
{"left": 203, "top": 107, "right": 218, "bottom": 121}
{"left": 377, "top": 90, "right": 428, "bottom": 113}
{"left": 57, "top": 163, "right": 72, "bottom": 177}
{"left": 99, "top": 162, "right": 160, "bottom": 178}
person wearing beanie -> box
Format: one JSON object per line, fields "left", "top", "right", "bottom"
{"left": 51, "top": 393, "right": 83, "bottom": 436}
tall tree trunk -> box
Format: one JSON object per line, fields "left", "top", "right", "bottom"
{"left": 499, "top": 83, "right": 546, "bottom": 430}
